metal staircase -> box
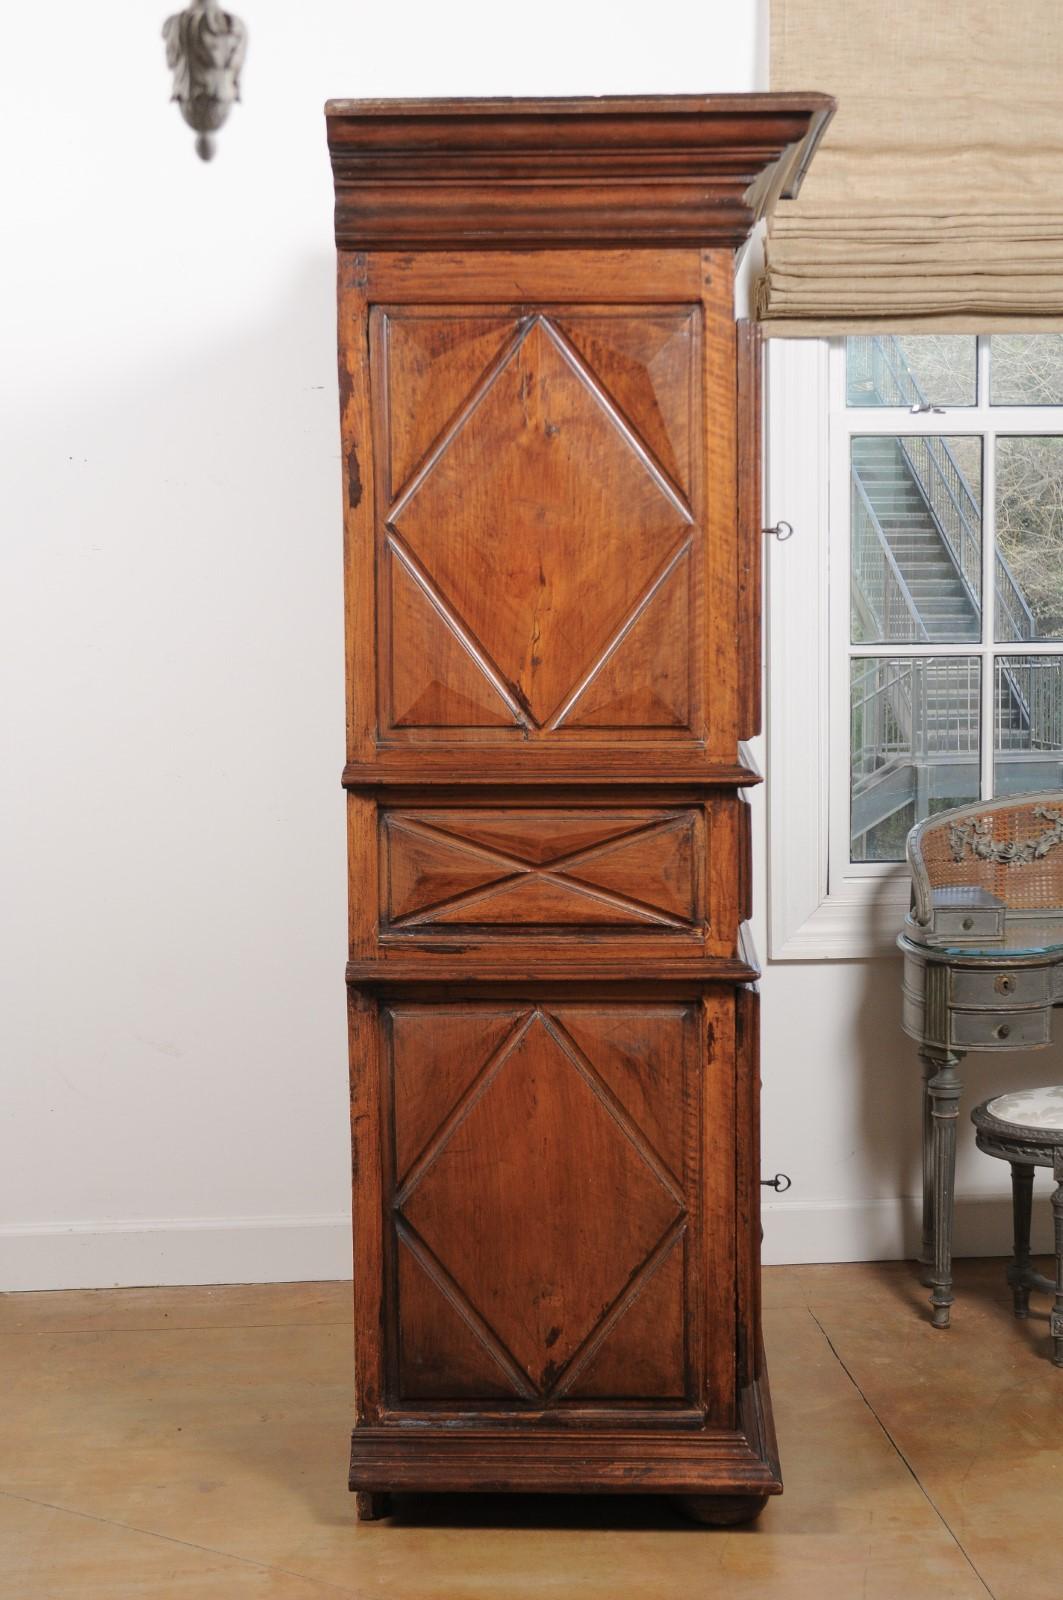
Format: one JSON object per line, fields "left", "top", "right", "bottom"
{"left": 848, "top": 336, "right": 1060, "bottom": 856}
{"left": 851, "top": 437, "right": 979, "bottom": 641}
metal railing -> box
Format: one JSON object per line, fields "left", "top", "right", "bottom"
{"left": 851, "top": 659, "right": 915, "bottom": 784}
{"left": 852, "top": 658, "right": 1063, "bottom": 839}
{"left": 996, "top": 657, "right": 1063, "bottom": 754}
{"left": 851, "top": 475, "right": 928, "bottom": 643}
{"left": 850, "top": 658, "right": 1063, "bottom": 851}
{"left": 898, "top": 433, "right": 981, "bottom": 603}
{"left": 852, "top": 334, "right": 1037, "bottom": 644}
{"left": 852, "top": 657, "right": 982, "bottom": 786}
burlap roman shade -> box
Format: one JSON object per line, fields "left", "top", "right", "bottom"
{"left": 757, "top": 0, "right": 1063, "bottom": 335}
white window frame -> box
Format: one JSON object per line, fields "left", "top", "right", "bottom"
{"left": 767, "top": 335, "right": 1063, "bottom": 959}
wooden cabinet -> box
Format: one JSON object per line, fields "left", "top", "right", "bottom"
{"left": 327, "top": 94, "right": 831, "bottom": 1523}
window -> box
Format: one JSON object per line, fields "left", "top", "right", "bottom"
{"left": 767, "top": 335, "right": 1063, "bottom": 958}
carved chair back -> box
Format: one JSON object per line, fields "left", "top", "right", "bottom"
{"left": 907, "top": 791, "right": 1063, "bottom": 932}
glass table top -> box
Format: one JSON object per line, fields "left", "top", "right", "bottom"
{"left": 902, "top": 921, "right": 1063, "bottom": 959}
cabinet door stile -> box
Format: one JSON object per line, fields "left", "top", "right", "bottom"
{"left": 348, "top": 988, "right": 385, "bottom": 1425}
{"left": 735, "top": 984, "right": 762, "bottom": 1388}
{"left": 338, "top": 253, "right": 378, "bottom": 765}
{"left": 736, "top": 321, "right": 763, "bottom": 742}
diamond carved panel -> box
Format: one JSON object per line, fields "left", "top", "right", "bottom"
{"left": 382, "top": 311, "right": 698, "bottom": 734}
{"left": 390, "top": 1004, "right": 692, "bottom": 1403}
{"left": 552, "top": 311, "right": 696, "bottom": 495}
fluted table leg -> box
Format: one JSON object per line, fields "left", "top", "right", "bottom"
{"left": 927, "top": 1049, "right": 964, "bottom": 1329}
{"left": 918, "top": 1048, "right": 936, "bottom": 1285}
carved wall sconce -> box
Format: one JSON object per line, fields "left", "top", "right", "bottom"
{"left": 163, "top": 0, "right": 248, "bottom": 161}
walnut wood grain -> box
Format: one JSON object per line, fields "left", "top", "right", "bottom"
{"left": 341, "top": 250, "right": 748, "bottom": 769}
{"left": 330, "top": 94, "right": 828, "bottom": 1514}
{"left": 347, "top": 1364, "right": 783, "bottom": 1496}
{"left": 326, "top": 94, "right": 834, "bottom": 250}
{"left": 735, "top": 985, "right": 762, "bottom": 1388}
{"left": 736, "top": 321, "right": 763, "bottom": 742}
{"left": 341, "top": 753, "right": 764, "bottom": 786}
{"left": 369, "top": 798, "right": 752, "bottom": 961}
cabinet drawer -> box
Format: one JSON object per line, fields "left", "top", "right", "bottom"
{"left": 949, "top": 1008, "right": 1052, "bottom": 1050}
{"left": 379, "top": 805, "right": 708, "bottom": 936}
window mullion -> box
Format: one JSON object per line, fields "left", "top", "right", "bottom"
{"left": 981, "top": 402, "right": 997, "bottom": 800}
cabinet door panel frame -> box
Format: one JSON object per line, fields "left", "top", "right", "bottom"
{"left": 338, "top": 250, "right": 742, "bottom": 773}
{"left": 346, "top": 991, "right": 737, "bottom": 1428}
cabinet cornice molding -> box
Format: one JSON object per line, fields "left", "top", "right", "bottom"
{"left": 325, "top": 94, "right": 834, "bottom": 251}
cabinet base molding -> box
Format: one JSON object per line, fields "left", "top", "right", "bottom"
{"left": 349, "top": 1370, "right": 781, "bottom": 1504}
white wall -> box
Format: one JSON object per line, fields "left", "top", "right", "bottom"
{"left": 5, "top": 1, "right": 1052, "bottom": 1291}
{"left": 2, "top": 0, "right": 771, "bottom": 1290}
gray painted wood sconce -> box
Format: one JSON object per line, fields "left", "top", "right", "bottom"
{"left": 163, "top": 0, "right": 247, "bottom": 161}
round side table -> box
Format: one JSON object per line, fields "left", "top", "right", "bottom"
{"left": 971, "top": 1086, "right": 1063, "bottom": 1366}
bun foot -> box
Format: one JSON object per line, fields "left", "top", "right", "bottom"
{"left": 354, "top": 1491, "right": 392, "bottom": 1521}
{"left": 675, "top": 1493, "right": 770, "bottom": 1526}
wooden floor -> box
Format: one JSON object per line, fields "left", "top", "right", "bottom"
{"left": 2, "top": 1260, "right": 1061, "bottom": 1599}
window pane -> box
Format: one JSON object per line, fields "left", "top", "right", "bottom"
{"left": 852, "top": 436, "right": 982, "bottom": 643}
{"left": 994, "top": 436, "right": 1063, "bottom": 642}
{"left": 990, "top": 335, "right": 1063, "bottom": 406}
{"left": 851, "top": 658, "right": 980, "bottom": 862}
{"left": 846, "top": 335, "right": 977, "bottom": 408}
{"left": 994, "top": 656, "right": 1063, "bottom": 795}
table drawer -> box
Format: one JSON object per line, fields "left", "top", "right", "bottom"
{"left": 949, "top": 1008, "right": 1052, "bottom": 1050}
{"left": 950, "top": 967, "right": 1051, "bottom": 1009}
{"left": 931, "top": 907, "right": 1004, "bottom": 941}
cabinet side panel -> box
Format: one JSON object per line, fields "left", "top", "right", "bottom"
{"left": 736, "top": 320, "right": 763, "bottom": 742}
{"left": 348, "top": 988, "right": 385, "bottom": 1423}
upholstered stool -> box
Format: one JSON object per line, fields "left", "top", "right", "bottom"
{"left": 971, "top": 1087, "right": 1063, "bottom": 1366}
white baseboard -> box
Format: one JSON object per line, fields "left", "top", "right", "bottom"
{"left": 0, "top": 1213, "right": 352, "bottom": 1292}
{"left": 1, "top": 1195, "right": 1053, "bottom": 1292}
{"left": 763, "top": 1192, "right": 1054, "bottom": 1266}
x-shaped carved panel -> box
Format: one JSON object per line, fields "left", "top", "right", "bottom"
{"left": 383, "top": 809, "right": 701, "bottom": 929}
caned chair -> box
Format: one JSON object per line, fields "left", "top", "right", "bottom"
{"left": 906, "top": 791, "right": 1063, "bottom": 950}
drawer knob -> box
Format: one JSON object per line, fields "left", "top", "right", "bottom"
{"left": 995, "top": 973, "right": 1015, "bottom": 995}
{"left": 995, "top": 1023, "right": 1011, "bottom": 1040}
{"left": 962, "top": 916, "right": 974, "bottom": 930}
